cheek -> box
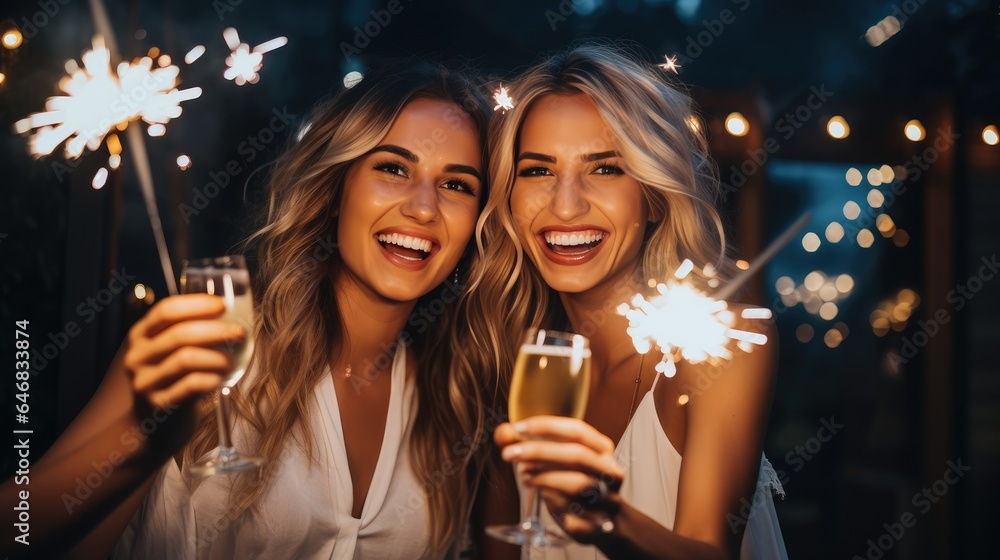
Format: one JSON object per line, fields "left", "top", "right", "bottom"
{"left": 509, "top": 186, "right": 539, "bottom": 231}
{"left": 446, "top": 201, "right": 480, "bottom": 245}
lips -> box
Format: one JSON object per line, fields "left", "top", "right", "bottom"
{"left": 376, "top": 229, "right": 438, "bottom": 270}
{"left": 537, "top": 226, "right": 608, "bottom": 265}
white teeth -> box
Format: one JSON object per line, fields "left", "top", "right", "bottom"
{"left": 544, "top": 231, "right": 605, "bottom": 246}
{"left": 377, "top": 233, "right": 433, "bottom": 253}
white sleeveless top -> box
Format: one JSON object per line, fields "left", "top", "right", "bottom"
{"left": 520, "top": 371, "right": 788, "bottom": 559}
{"left": 114, "top": 345, "right": 435, "bottom": 559}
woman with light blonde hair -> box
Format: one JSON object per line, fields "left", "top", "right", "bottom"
{"left": 9, "top": 58, "right": 500, "bottom": 559}
{"left": 468, "top": 44, "right": 788, "bottom": 559}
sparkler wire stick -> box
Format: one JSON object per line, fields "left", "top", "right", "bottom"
{"left": 713, "top": 213, "right": 811, "bottom": 301}
{"left": 89, "top": 0, "right": 178, "bottom": 295}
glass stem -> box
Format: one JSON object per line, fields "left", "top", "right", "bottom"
{"left": 527, "top": 489, "right": 543, "bottom": 531}
{"left": 215, "top": 387, "right": 234, "bottom": 453}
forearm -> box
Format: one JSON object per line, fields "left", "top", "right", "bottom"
{"left": 595, "top": 500, "right": 727, "bottom": 560}
{"left": 2, "top": 405, "right": 182, "bottom": 557}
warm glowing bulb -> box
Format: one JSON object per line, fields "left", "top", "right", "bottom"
{"left": 0, "top": 72, "right": 5, "bottom": 86}
{"left": 827, "top": 116, "right": 849, "bottom": 139}
{"left": 2, "top": 29, "right": 23, "bottom": 50}
{"left": 983, "top": 125, "right": 999, "bottom": 146}
{"left": 904, "top": 120, "right": 925, "bottom": 142}
{"left": 134, "top": 284, "right": 147, "bottom": 300}
{"left": 176, "top": 154, "right": 192, "bottom": 170}
{"left": 725, "top": 112, "right": 749, "bottom": 137}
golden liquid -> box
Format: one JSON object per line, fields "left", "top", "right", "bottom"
{"left": 216, "top": 294, "right": 255, "bottom": 386}
{"left": 508, "top": 345, "right": 591, "bottom": 422}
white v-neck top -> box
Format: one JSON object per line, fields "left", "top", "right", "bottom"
{"left": 114, "top": 345, "right": 434, "bottom": 559}
{"left": 520, "top": 371, "right": 788, "bottom": 559}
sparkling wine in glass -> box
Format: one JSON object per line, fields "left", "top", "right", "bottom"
{"left": 486, "top": 328, "right": 591, "bottom": 548}
{"left": 181, "top": 255, "right": 263, "bottom": 477}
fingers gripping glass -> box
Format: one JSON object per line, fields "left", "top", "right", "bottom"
{"left": 486, "top": 329, "right": 592, "bottom": 548}
{"left": 180, "top": 256, "right": 263, "bottom": 477}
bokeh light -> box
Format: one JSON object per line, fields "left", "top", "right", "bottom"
{"left": 802, "top": 232, "right": 821, "bottom": 252}
{"left": 825, "top": 222, "right": 845, "bottom": 243}
{"left": 904, "top": 119, "right": 925, "bottom": 141}
{"left": 843, "top": 201, "right": 861, "bottom": 220}
{"left": 725, "top": 112, "right": 749, "bottom": 137}
{"left": 827, "top": 116, "right": 849, "bottom": 139}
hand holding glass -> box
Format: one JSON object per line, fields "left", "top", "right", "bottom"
{"left": 180, "top": 255, "right": 263, "bottom": 477}
{"left": 486, "top": 329, "right": 592, "bottom": 548}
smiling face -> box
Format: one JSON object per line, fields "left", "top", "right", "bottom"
{"left": 336, "top": 98, "right": 483, "bottom": 303}
{"left": 510, "top": 93, "right": 650, "bottom": 295}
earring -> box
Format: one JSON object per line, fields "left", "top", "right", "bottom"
{"left": 452, "top": 266, "right": 460, "bottom": 287}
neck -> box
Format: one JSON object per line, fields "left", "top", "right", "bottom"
{"left": 558, "top": 270, "right": 644, "bottom": 380}
{"left": 331, "top": 272, "right": 416, "bottom": 373}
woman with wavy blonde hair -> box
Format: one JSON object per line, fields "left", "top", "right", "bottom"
{"left": 469, "top": 44, "right": 788, "bottom": 559}
{"left": 18, "top": 58, "right": 498, "bottom": 559}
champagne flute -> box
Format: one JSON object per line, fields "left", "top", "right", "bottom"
{"left": 180, "top": 255, "right": 263, "bottom": 477}
{"left": 486, "top": 328, "right": 592, "bottom": 548}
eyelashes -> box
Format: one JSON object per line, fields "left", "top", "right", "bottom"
{"left": 372, "top": 160, "right": 477, "bottom": 196}
{"left": 516, "top": 161, "right": 626, "bottom": 177}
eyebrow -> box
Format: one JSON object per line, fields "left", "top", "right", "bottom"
{"left": 370, "top": 144, "right": 482, "bottom": 182}
{"left": 369, "top": 144, "right": 418, "bottom": 163}
{"left": 516, "top": 150, "right": 620, "bottom": 164}
{"left": 444, "top": 164, "right": 483, "bottom": 182}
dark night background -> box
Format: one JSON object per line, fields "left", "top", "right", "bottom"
{"left": 1, "top": 0, "right": 998, "bottom": 558}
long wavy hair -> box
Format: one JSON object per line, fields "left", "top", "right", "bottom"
{"left": 183, "top": 59, "right": 493, "bottom": 557}
{"left": 463, "top": 43, "right": 735, "bottom": 393}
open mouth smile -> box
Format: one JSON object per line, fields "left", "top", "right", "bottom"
{"left": 537, "top": 227, "right": 608, "bottom": 265}
{"left": 376, "top": 230, "right": 438, "bottom": 270}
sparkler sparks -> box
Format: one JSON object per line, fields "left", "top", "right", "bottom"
{"left": 616, "top": 215, "right": 810, "bottom": 378}
{"left": 617, "top": 259, "right": 771, "bottom": 377}
{"left": 222, "top": 27, "right": 287, "bottom": 86}
{"left": 658, "top": 54, "right": 681, "bottom": 73}
{"left": 13, "top": 36, "right": 202, "bottom": 159}
{"left": 493, "top": 84, "right": 514, "bottom": 112}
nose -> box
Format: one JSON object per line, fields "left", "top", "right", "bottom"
{"left": 549, "top": 174, "right": 589, "bottom": 222}
{"left": 400, "top": 177, "right": 440, "bottom": 224}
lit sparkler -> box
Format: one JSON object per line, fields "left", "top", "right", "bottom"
{"left": 658, "top": 54, "right": 681, "bottom": 73}
{"left": 13, "top": 36, "right": 202, "bottom": 159}
{"left": 617, "top": 260, "right": 771, "bottom": 377}
{"left": 617, "top": 214, "right": 811, "bottom": 377}
{"left": 223, "top": 27, "right": 287, "bottom": 86}
{"left": 493, "top": 84, "right": 514, "bottom": 112}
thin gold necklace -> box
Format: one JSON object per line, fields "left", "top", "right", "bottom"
{"left": 626, "top": 353, "right": 645, "bottom": 427}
